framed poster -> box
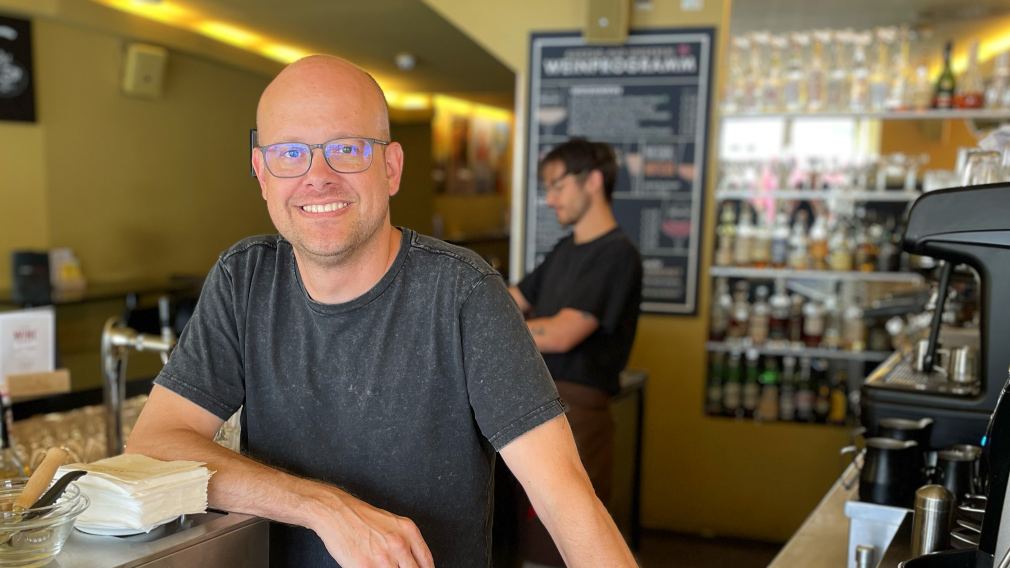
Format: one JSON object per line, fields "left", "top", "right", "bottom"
{"left": 0, "top": 15, "right": 34, "bottom": 122}
{"left": 525, "top": 29, "right": 715, "bottom": 315}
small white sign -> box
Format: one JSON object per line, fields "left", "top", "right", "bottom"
{"left": 681, "top": 0, "right": 704, "bottom": 11}
{"left": 0, "top": 308, "right": 55, "bottom": 383}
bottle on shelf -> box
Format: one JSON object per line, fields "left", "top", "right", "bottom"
{"left": 749, "top": 285, "right": 771, "bottom": 345}
{"left": 808, "top": 214, "right": 829, "bottom": 270}
{"left": 822, "top": 295, "right": 842, "bottom": 350}
{"left": 828, "top": 366, "right": 849, "bottom": 426}
{"left": 868, "top": 28, "right": 893, "bottom": 112}
{"left": 715, "top": 203, "right": 736, "bottom": 266}
{"left": 770, "top": 210, "right": 791, "bottom": 268}
{"left": 828, "top": 219, "right": 854, "bottom": 271}
{"left": 955, "top": 40, "right": 984, "bottom": 109}
{"left": 812, "top": 358, "right": 832, "bottom": 423}
{"left": 795, "top": 356, "right": 816, "bottom": 422}
{"left": 807, "top": 30, "right": 830, "bottom": 112}
{"left": 779, "top": 355, "right": 798, "bottom": 421}
{"left": 788, "top": 294, "right": 805, "bottom": 347}
{"left": 742, "top": 349, "right": 762, "bottom": 418}
{"left": 734, "top": 204, "right": 755, "bottom": 267}
{"left": 756, "top": 356, "right": 781, "bottom": 421}
{"left": 706, "top": 352, "right": 726, "bottom": 415}
{"left": 985, "top": 51, "right": 1010, "bottom": 110}
{"left": 728, "top": 281, "right": 751, "bottom": 343}
{"left": 849, "top": 31, "right": 871, "bottom": 112}
{"left": 933, "top": 40, "right": 956, "bottom": 109}
{"left": 888, "top": 27, "right": 911, "bottom": 111}
{"left": 710, "top": 277, "right": 732, "bottom": 341}
{"left": 825, "top": 29, "right": 852, "bottom": 111}
{"left": 751, "top": 212, "right": 773, "bottom": 268}
{"left": 802, "top": 300, "right": 826, "bottom": 348}
{"left": 787, "top": 210, "right": 810, "bottom": 270}
{"left": 722, "top": 351, "right": 744, "bottom": 418}
{"left": 784, "top": 32, "right": 809, "bottom": 112}
{"left": 768, "top": 279, "right": 791, "bottom": 346}
{"left": 842, "top": 283, "right": 867, "bottom": 352}
{"left": 877, "top": 216, "right": 901, "bottom": 272}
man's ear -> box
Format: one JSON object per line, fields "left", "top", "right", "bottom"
{"left": 251, "top": 150, "right": 269, "bottom": 200}
{"left": 384, "top": 141, "right": 405, "bottom": 197}
{"left": 585, "top": 169, "right": 606, "bottom": 199}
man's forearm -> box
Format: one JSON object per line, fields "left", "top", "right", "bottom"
{"left": 126, "top": 427, "right": 330, "bottom": 530}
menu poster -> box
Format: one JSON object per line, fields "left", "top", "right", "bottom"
{"left": 0, "top": 15, "right": 34, "bottom": 122}
{"left": 525, "top": 29, "right": 714, "bottom": 315}
{"left": 0, "top": 308, "right": 55, "bottom": 385}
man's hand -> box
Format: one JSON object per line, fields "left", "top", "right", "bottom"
{"left": 128, "top": 386, "right": 434, "bottom": 567}
{"left": 306, "top": 485, "right": 434, "bottom": 568}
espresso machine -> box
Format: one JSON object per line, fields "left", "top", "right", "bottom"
{"left": 862, "top": 183, "right": 1010, "bottom": 450}
{"left": 863, "top": 183, "right": 1010, "bottom": 567}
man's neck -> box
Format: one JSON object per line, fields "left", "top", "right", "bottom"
{"left": 295, "top": 226, "right": 402, "bottom": 304}
{"left": 572, "top": 203, "right": 618, "bottom": 244}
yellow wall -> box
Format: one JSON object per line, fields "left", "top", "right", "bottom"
{"left": 426, "top": 0, "right": 854, "bottom": 541}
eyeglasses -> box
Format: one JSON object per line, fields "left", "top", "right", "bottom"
{"left": 257, "top": 137, "right": 390, "bottom": 178}
{"left": 543, "top": 171, "right": 586, "bottom": 193}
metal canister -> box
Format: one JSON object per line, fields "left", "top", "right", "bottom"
{"left": 912, "top": 485, "right": 954, "bottom": 557}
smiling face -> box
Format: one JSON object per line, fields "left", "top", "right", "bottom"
{"left": 252, "top": 56, "right": 403, "bottom": 269}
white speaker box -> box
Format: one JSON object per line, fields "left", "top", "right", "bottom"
{"left": 122, "top": 43, "right": 167, "bottom": 98}
{"left": 585, "top": 0, "right": 630, "bottom": 44}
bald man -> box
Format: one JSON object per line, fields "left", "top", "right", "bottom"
{"left": 126, "top": 56, "right": 636, "bottom": 568}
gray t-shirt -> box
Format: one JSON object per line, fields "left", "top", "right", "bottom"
{"left": 154, "top": 228, "right": 563, "bottom": 567}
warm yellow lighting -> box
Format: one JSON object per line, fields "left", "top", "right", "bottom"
{"left": 196, "top": 21, "right": 261, "bottom": 49}
{"left": 96, "top": 0, "right": 195, "bottom": 25}
{"left": 259, "top": 44, "right": 311, "bottom": 64}
{"left": 434, "top": 95, "right": 511, "bottom": 122}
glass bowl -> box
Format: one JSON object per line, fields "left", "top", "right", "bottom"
{"left": 0, "top": 478, "right": 89, "bottom": 568}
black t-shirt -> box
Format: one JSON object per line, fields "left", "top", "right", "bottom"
{"left": 518, "top": 228, "right": 643, "bottom": 395}
{"left": 155, "top": 229, "right": 563, "bottom": 567}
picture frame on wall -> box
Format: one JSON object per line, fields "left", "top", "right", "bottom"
{"left": 0, "top": 14, "right": 35, "bottom": 123}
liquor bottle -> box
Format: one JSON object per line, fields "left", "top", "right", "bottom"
{"left": 756, "top": 356, "right": 781, "bottom": 422}
{"left": 828, "top": 367, "right": 849, "bottom": 426}
{"left": 749, "top": 285, "right": 771, "bottom": 345}
{"left": 715, "top": 203, "right": 736, "bottom": 266}
{"left": 742, "top": 349, "right": 761, "bottom": 419}
{"left": 842, "top": 283, "right": 866, "bottom": 352}
{"left": 868, "top": 28, "right": 893, "bottom": 112}
{"left": 911, "top": 64, "right": 933, "bottom": 111}
{"left": 955, "top": 40, "right": 984, "bottom": 109}
{"left": 734, "top": 204, "right": 754, "bottom": 267}
{"left": 706, "top": 352, "right": 725, "bottom": 415}
{"left": 821, "top": 295, "right": 842, "bottom": 350}
{"left": 986, "top": 51, "right": 1010, "bottom": 109}
{"left": 760, "top": 35, "right": 786, "bottom": 112}
{"left": 783, "top": 32, "right": 809, "bottom": 112}
{"left": 770, "top": 211, "right": 791, "bottom": 268}
{"left": 876, "top": 217, "right": 901, "bottom": 272}
{"left": 933, "top": 41, "right": 956, "bottom": 109}
{"left": 803, "top": 300, "right": 825, "bottom": 348}
{"left": 751, "top": 212, "right": 772, "bottom": 269}
{"left": 795, "top": 357, "right": 816, "bottom": 423}
{"left": 768, "top": 279, "right": 791, "bottom": 346}
{"left": 849, "top": 31, "right": 871, "bottom": 112}
{"left": 788, "top": 294, "right": 805, "bottom": 347}
{"left": 807, "top": 30, "right": 830, "bottom": 112}
{"left": 812, "top": 359, "right": 831, "bottom": 423}
{"left": 826, "top": 30, "right": 852, "bottom": 111}
{"left": 861, "top": 221, "right": 884, "bottom": 272}
{"left": 722, "top": 351, "right": 743, "bottom": 418}
{"left": 779, "top": 356, "right": 798, "bottom": 421}
{"left": 828, "top": 220, "right": 854, "bottom": 271}
{"left": 887, "top": 27, "right": 911, "bottom": 110}
{"left": 788, "top": 210, "right": 810, "bottom": 270}
{"left": 808, "top": 214, "right": 829, "bottom": 270}
{"left": 709, "top": 277, "right": 732, "bottom": 341}
{"left": 728, "top": 281, "right": 751, "bottom": 343}
{"left": 0, "top": 392, "right": 25, "bottom": 478}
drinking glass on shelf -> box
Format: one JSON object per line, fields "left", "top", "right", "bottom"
{"left": 961, "top": 150, "right": 1002, "bottom": 186}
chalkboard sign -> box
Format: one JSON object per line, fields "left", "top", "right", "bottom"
{"left": 0, "top": 15, "right": 34, "bottom": 122}
{"left": 525, "top": 29, "right": 715, "bottom": 315}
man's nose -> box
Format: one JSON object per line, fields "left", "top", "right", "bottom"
{"left": 304, "top": 147, "right": 336, "bottom": 186}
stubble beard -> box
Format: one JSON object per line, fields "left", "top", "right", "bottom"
{"left": 288, "top": 202, "right": 390, "bottom": 270}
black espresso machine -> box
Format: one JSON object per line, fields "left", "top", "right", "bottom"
{"left": 860, "top": 183, "right": 1010, "bottom": 567}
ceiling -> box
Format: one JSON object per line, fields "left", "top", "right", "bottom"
{"left": 161, "top": 0, "right": 516, "bottom": 109}
{"left": 730, "top": 0, "right": 1010, "bottom": 34}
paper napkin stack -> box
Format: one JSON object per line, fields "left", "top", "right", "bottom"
{"left": 57, "top": 453, "right": 212, "bottom": 535}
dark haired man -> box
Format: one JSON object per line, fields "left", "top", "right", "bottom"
{"left": 509, "top": 138, "right": 643, "bottom": 566}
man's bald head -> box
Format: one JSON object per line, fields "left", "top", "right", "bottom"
{"left": 256, "top": 54, "right": 391, "bottom": 143}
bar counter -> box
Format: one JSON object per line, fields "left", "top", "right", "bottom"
{"left": 52, "top": 510, "right": 268, "bottom": 567}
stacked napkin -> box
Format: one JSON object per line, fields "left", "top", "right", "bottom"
{"left": 57, "top": 453, "right": 212, "bottom": 534}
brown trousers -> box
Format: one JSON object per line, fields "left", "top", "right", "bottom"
{"left": 518, "top": 380, "right": 614, "bottom": 566}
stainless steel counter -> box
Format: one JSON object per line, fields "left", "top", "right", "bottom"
{"left": 769, "top": 464, "right": 858, "bottom": 567}
{"left": 50, "top": 511, "right": 268, "bottom": 567}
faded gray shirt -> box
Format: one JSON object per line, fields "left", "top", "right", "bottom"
{"left": 155, "top": 228, "right": 563, "bottom": 567}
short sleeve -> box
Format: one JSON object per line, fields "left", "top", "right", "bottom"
{"left": 461, "top": 275, "right": 564, "bottom": 451}
{"left": 566, "top": 247, "right": 642, "bottom": 333}
{"left": 154, "top": 259, "right": 246, "bottom": 420}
